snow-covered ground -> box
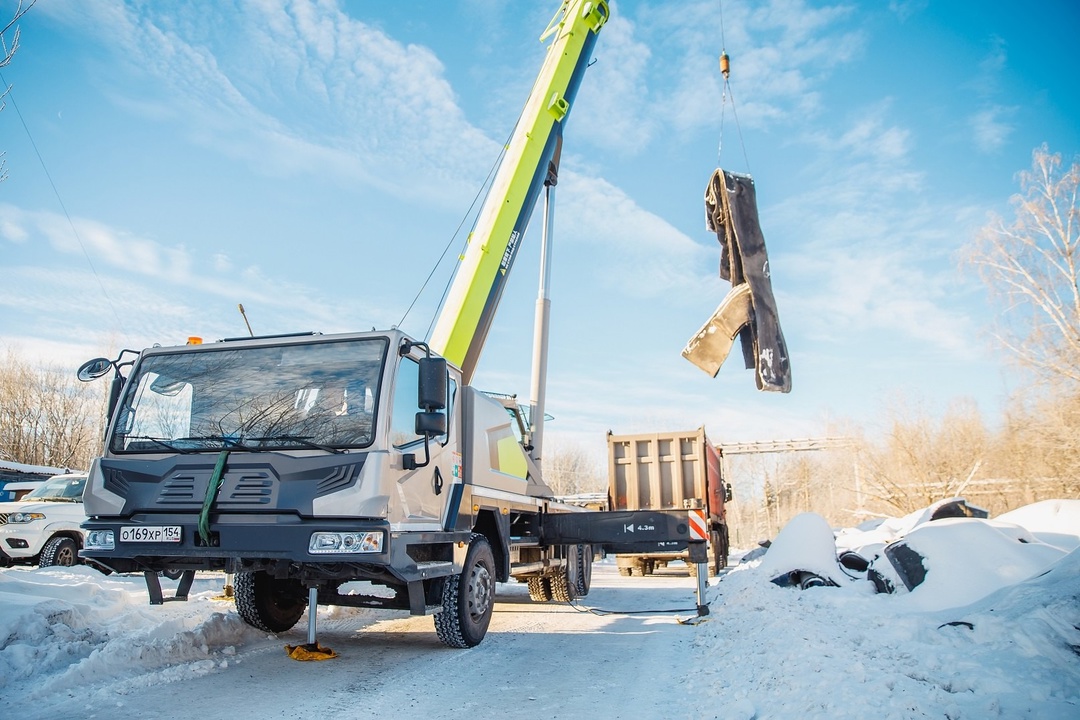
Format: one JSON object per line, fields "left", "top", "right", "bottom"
{"left": 1, "top": 500, "right": 1077, "bottom": 719}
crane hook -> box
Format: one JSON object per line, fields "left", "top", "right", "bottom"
{"left": 719, "top": 52, "right": 730, "bottom": 80}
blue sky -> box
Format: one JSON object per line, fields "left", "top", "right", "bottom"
{"left": 1, "top": 0, "right": 1077, "bottom": 454}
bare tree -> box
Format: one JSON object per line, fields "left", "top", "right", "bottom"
{"left": 540, "top": 438, "right": 605, "bottom": 496}
{"left": 987, "top": 391, "right": 1080, "bottom": 508}
{"left": 853, "top": 398, "right": 988, "bottom": 515}
{"left": 1, "top": 0, "right": 36, "bottom": 182}
{"left": 0, "top": 348, "right": 105, "bottom": 470}
{"left": 966, "top": 145, "right": 1080, "bottom": 386}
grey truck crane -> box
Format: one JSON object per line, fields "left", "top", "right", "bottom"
{"left": 75, "top": 0, "right": 703, "bottom": 652}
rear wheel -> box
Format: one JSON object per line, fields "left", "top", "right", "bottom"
{"left": 575, "top": 544, "right": 593, "bottom": 597}
{"left": 234, "top": 571, "right": 307, "bottom": 633}
{"left": 711, "top": 527, "right": 729, "bottom": 574}
{"left": 40, "top": 536, "right": 78, "bottom": 567}
{"left": 527, "top": 576, "right": 553, "bottom": 602}
{"left": 435, "top": 534, "right": 496, "bottom": 648}
{"left": 550, "top": 571, "right": 576, "bottom": 602}
{"left": 550, "top": 546, "right": 581, "bottom": 602}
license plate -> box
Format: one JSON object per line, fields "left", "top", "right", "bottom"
{"left": 120, "top": 526, "right": 182, "bottom": 543}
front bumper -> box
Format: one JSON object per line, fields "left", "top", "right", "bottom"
{"left": 0, "top": 524, "right": 49, "bottom": 563}
{"left": 81, "top": 513, "right": 467, "bottom": 582}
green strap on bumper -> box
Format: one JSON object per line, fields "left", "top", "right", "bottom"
{"left": 198, "top": 450, "right": 230, "bottom": 546}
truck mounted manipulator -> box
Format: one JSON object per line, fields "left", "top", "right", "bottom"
{"left": 75, "top": 1, "right": 702, "bottom": 651}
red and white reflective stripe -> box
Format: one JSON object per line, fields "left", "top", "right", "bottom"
{"left": 688, "top": 508, "right": 708, "bottom": 541}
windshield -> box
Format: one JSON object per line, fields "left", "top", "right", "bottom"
{"left": 25, "top": 475, "right": 87, "bottom": 502}
{"left": 109, "top": 338, "right": 388, "bottom": 453}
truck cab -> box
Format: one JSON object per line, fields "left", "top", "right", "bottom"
{"left": 79, "top": 329, "right": 539, "bottom": 572}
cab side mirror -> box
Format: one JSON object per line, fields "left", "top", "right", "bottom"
{"left": 417, "top": 357, "right": 447, "bottom": 411}
{"left": 415, "top": 357, "right": 447, "bottom": 440}
{"left": 77, "top": 357, "right": 113, "bottom": 382}
{"left": 415, "top": 411, "right": 447, "bottom": 437}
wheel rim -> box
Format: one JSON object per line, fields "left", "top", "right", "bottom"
{"left": 57, "top": 543, "right": 76, "bottom": 566}
{"left": 467, "top": 563, "right": 493, "bottom": 621}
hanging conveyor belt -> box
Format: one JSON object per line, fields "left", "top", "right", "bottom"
{"left": 682, "top": 168, "right": 791, "bottom": 393}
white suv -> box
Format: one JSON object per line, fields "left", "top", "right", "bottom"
{"left": 0, "top": 473, "right": 89, "bottom": 568}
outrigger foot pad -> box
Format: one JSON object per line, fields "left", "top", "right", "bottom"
{"left": 285, "top": 642, "right": 338, "bottom": 661}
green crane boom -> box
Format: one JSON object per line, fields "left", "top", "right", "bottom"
{"left": 429, "top": 0, "right": 609, "bottom": 384}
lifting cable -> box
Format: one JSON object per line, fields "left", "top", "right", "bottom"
{"left": 716, "top": 0, "right": 751, "bottom": 173}
{"left": 400, "top": 30, "right": 566, "bottom": 342}
{"left": 567, "top": 600, "right": 705, "bottom": 616}
{"left": 395, "top": 133, "right": 508, "bottom": 335}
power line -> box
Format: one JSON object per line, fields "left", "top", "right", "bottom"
{"left": 0, "top": 70, "right": 124, "bottom": 329}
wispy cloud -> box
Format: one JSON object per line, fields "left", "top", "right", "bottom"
{"left": 965, "top": 35, "right": 1015, "bottom": 154}
{"left": 0, "top": 203, "right": 390, "bottom": 352}
{"left": 766, "top": 107, "right": 985, "bottom": 359}
{"left": 40, "top": 0, "right": 497, "bottom": 205}
{"left": 887, "top": 0, "right": 928, "bottom": 22}
{"left": 571, "top": 0, "right": 864, "bottom": 152}
{"left": 568, "top": 12, "right": 654, "bottom": 155}
{"left": 558, "top": 170, "right": 717, "bottom": 303}
{"left": 969, "top": 105, "right": 1015, "bottom": 153}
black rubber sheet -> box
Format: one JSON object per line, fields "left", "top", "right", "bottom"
{"left": 682, "top": 169, "right": 791, "bottom": 393}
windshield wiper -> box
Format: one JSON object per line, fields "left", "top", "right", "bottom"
{"left": 173, "top": 435, "right": 249, "bottom": 449}
{"left": 247, "top": 435, "right": 343, "bottom": 454}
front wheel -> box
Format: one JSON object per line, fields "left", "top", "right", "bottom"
{"left": 40, "top": 536, "right": 79, "bottom": 567}
{"left": 435, "top": 533, "right": 496, "bottom": 648}
{"left": 234, "top": 571, "right": 307, "bottom": 633}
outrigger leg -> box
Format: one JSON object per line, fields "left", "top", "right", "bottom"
{"left": 285, "top": 586, "right": 337, "bottom": 660}
{"left": 144, "top": 570, "right": 196, "bottom": 605}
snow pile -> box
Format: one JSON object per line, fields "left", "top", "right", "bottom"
{"left": 688, "top": 499, "right": 1080, "bottom": 719}
{"left": 997, "top": 499, "right": 1080, "bottom": 551}
{"left": 0, "top": 568, "right": 269, "bottom": 708}
{"left": 755, "top": 511, "right": 847, "bottom": 586}
{"left": 0, "top": 499, "right": 1077, "bottom": 718}
{"left": 895, "top": 517, "right": 1066, "bottom": 611}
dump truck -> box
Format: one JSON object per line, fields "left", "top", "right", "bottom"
{"left": 607, "top": 428, "right": 730, "bottom": 577}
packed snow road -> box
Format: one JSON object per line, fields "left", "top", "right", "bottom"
{"left": 2, "top": 561, "right": 712, "bottom": 719}
{"left": 5, "top": 501, "right": 1077, "bottom": 719}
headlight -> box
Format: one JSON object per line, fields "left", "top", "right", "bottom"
{"left": 9, "top": 512, "right": 46, "bottom": 524}
{"left": 85, "top": 530, "right": 115, "bottom": 550}
{"left": 309, "top": 531, "right": 384, "bottom": 554}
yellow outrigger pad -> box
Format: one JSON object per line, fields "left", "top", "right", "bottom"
{"left": 285, "top": 642, "right": 338, "bottom": 661}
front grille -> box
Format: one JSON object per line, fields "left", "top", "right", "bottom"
{"left": 101, "top": 456, "right": 364, "bottom": 512}
{"left": 227, "top": 471, "right": 273, "bottom": 504}
{"left": 157, "top": 474, "right": 198, "bottom": 504}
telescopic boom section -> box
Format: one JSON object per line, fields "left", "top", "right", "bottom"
{"left": 429, "top": 0, "right": 608, "bottom": 384}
